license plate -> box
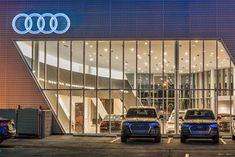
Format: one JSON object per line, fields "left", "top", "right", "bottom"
{"left": 192, "top": 131, "right": 208, "bottom": 134}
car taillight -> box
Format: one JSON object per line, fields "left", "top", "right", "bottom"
{"left": 101, "top": 122, "right": 108, "bottom": 127}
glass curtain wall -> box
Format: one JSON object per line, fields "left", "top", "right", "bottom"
{"left": 16, "top": 39, "right": 235, "bottom": 135}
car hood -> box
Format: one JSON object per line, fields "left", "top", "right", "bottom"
{"left": 124, "top": 117, "right": 158, "bottom": 123}
{"left": 183, "top": 119, "right": 217, "bottom": 124}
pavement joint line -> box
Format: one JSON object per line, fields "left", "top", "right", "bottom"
{"left": 167, "top": 137, "right": 173, "bottom": 144}
{"left": 110, "top": 137, "right": 120, "bottom": 143}
{"left": 220, "top": 138, "right": 227, "bottom": 145}
{"left": 185, "top": 153, "right": 189, "bottom": 157}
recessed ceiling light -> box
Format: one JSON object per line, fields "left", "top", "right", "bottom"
{"left": 144, "top": 42, "right": 148, "bottom": 45}
{"left": 89, "top": 58, "right": 94, "bottom": 61}
{"left": 138, "top": 55, "right": 142, "bottom": 59}
{"left": 62, "top": 41, "right": 66, "bottom": 44}
{"left": 104, "top": 48, "right": 108, "bottom": 52}
{"left": 130, "top": 48, "right": 134, "bottom": 52}
{"left": 195, "top": 40, "right": 199, "bottom": 43}
{"left": 85, "top": 42, "right": 89, "bottom": 45}
{"left": 185, "top": 52, "right": 188, "bottom": 55}
{"left": 115, "top": 56, "right": 119, "bottom": 60}
{"left": 89, "top": 45, "right": 93, "bottom": 48}
{"left": 164, "top": 52, "right": 167, "bottom": 56}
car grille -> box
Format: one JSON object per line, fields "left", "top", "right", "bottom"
{"left": 190, "top": 124, "right": 210, "bottom": 132}
{"left": 130, "top": 123, "right": 150, "bottom": 132}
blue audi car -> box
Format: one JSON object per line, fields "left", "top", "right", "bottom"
{"left": 121, "top": 106, "right": 161, "bottom": 143}
{"left": 181, "top": 109, "right": 219, "bottom": 143}
{"left": 0, "top": 117, "right": 16, "bottom": 143}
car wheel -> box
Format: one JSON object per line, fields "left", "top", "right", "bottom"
{"left": 213, "top": 136, "right": 219, "bottom": 144}
{"left": 154, "top": 136, "right": 161, "bottom": 143}
{"left": 121, "top": 136, "right": 127, "bottom": 143}
{"left": 180, "top": 135, "right": 187, "bottom": 143}
{"left": 232, "top": 135, "right": 235, "bottom": 141}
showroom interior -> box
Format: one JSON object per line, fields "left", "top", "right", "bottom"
{"left": 15, "top": 39, "right": 235, "bottom": 135}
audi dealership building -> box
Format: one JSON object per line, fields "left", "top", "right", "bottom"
{"left": 1, "top": 0, "right": 235, "bottom": 135}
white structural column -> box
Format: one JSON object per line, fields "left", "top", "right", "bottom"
{"left": 233, "top": 67, "right": 235, "bottom": 114}
{"left": 210, "top": 69, "right": 215, "bottom": 112}
{"left": 199, "top": 73, "right": 203, "bottom": 108}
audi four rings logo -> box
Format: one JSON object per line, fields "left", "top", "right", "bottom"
{"left": 12, "top": 13, "right": 71, "bottom": 34}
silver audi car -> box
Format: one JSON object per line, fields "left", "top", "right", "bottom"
{"left": 121, "top": 106, "right": 161, "bottom": 143}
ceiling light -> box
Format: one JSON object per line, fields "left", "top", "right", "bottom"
{"left": 151, "top": 50, "right": 153, "bottom": 53}
{"left": 89, "top": 58, "right": 94, "bottom": 61}
{"left": 164, "top": 52, "right": 167, "bottom": 56}
{"left": 144, "top": 62, "right": 148, "bottom": 66}
{"left": 115, "top": 56, "right": 119, "bottom": 60}
{"left": 144, "top": 42, "right": 148, "bottom": 45}
{"left": 89, "top": 45, "right": 93, "bottom": 48}
{"left": 85, "top": 42, "right": 89, "bottom": 45}
{"left": 185, "top": 52, "right": 188, "bottom": 55}
{"left": 138, "top": 55, "right": 142, "bottom": 59}
{"left": 195, "top": 40, "right": 199, "bottom": 43}
{"left": 220, "top": 49, "right": 224, "bottom": 52}
{"left": 130, "top": 48, "right": 134, "bottom": 52}
{"left": 138, "top": 67, "right": 141, "bottom": 71}
{"left": 104, "top": 48, "right": 108, "bottom": 52}
{"left": 62, "top": 41, "right": 66, "bottom": 44}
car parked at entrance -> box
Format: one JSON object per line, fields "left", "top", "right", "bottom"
{"left": 181, "top": 109, "right": 219, "bottom": 143}
{"left": 121, "top": 106, "right": 161, "bottom": 143}
{"left": 0, "top": 117, "right": 16, "bottom": 143}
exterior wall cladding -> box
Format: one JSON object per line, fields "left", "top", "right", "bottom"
{"left": 0, "top": 0, "right": 235, "bottom": 109}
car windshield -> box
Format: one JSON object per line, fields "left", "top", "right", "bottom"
{"left": 184, "top": 110, "right": 215, "bottom": 120}
{"left": 126, "top": 108, "right": 157, "bottom": 118}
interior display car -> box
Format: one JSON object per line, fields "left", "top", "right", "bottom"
{"left": 166, "top": 110, "right": 186, "bottom": 133}
{"left": 0, "top": 117, "right": 16, "bottom": 143}
{"left": 121, "top": 106, "right": 161, "bottom": 143}
{"left": 180, "top": 109, "right": 219, "bottom": 143}
{"left": 217, "top": 113, "right": 230, "bottom": 132}
{"left": 100, "top": 114, "right": 123, "bottom": 132}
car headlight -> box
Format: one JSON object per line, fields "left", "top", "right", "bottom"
{"left": 209, "top": 123, "right": 218, "bottom": 129}
{"left": 182, "top": 124, "right": 191, "bottom": 128}
{"left": 149, "top": 122, "right": 159, "bottom": 128}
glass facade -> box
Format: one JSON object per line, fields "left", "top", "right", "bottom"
{"left": 16, "top": 39, "right": 235, "bottom": 135}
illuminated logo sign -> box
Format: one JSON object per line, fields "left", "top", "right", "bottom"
{"left": 12, "top": 13, "right": 71, "bottom": 34}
